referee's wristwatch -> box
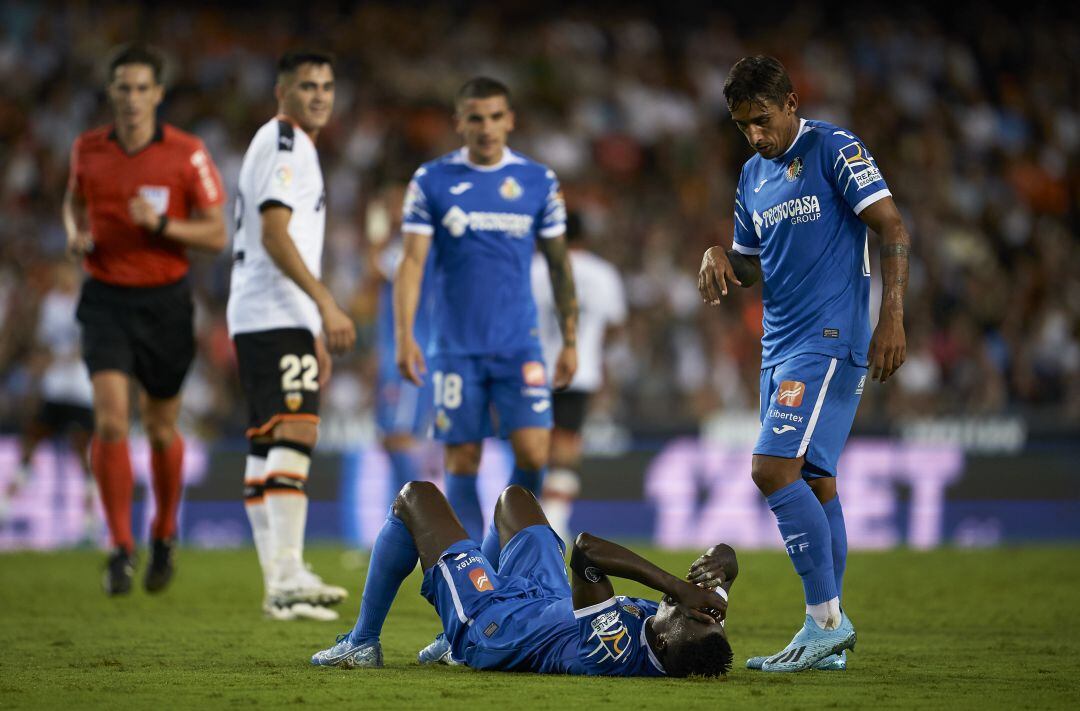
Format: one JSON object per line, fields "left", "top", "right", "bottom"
{"left": 154, "top": 214, "right": 169, "bottom": 237}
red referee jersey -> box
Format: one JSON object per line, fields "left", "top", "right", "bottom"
{"left": 68, "top": 123, "right": 225, "bottom": 287}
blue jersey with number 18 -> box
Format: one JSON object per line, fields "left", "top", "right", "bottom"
{"left": 402, "top": 147, "right": 566, "bottom": 357}
{"left": 732, "top": 119, "right": 891, "bottom": 368}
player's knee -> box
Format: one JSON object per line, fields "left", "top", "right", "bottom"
{"left": 495, "top": 485, "right": 536, "bottom": 517}
{"left": 145, "top": 422, "right": 177, "bottom": 450}
{"left": 392, "top": 480, "right": 440, "bottom": 518}
{"left": 93, "top": 413, "right": 128, "bottom": 441}
{"left": 513, "top": 439, "right": 548, "bottom": 471}
{"left": 446, "top": 443, "right": 482, "bottom": 473}
{"left": 751, "top": 461, "right": 797, "bottom": 495}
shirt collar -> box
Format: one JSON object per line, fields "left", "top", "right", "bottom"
{"left": 458, "top": 146, "right": 517, "bottom": 171}
{"left": 775, "top": 118, "right": 809, "bottom": 160}
{"left": 642, "top": 617, "right": 667, "bottom": 674}
{"left": 107, "top": 124, "right": 165, "bottom": 150}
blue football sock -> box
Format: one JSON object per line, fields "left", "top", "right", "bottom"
{"left": 821, "top": 495, "right": 847, "bottom": 601}
{"left": 508, "top": 466, "right": 545, "bottom": 497}
{"left": 387, "top": 449, "right": 421, "bottom": 498}
{"left": 766, "top": 479, "right": 838, "bottom": 605}
{"left": 445, "top": 472, "right": 483, "bottom": 542}
{"left": 480, "top": 523, "right": 502, "bottom": 571}
{"left": 350, "top": 511, "right": 418, "bottom": 645}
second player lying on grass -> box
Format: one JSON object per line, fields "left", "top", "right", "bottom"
{"left": 312, "top": 483, "right": 735, "bottom": 677}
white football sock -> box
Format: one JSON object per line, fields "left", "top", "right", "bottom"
{"left": 807, "top": 597, "right": 842, "bottom": 630}
{"left": 264, "top": 446, "right": 311, "bottom": 584}
{"left": 541, "top": 468, "right": 580, "bottom": 549}
{"left": 243, "top": 455, "right": 274, "bottom": 589}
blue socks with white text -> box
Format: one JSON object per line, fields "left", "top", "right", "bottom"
{"left": 350, "top": 512, "right": 418, "bottom": 645}
{"left": 766, "top": 479, "right": 838, "bottom": 606}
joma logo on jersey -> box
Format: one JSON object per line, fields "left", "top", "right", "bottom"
{"left": 757, "top": 195, "right": 821, "bottom": 229}
{"left": 839, "top": 142, "right": 883, "bottom": 190}
{"left": 777, "top": 381, "right": 805, "bottom": 407}
{"left": 441, "top": 206, "right": 534, "bottom": 238}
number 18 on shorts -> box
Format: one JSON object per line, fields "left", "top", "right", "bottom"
{"left": 429, "top": 349, "right": 553, "bottom": 444}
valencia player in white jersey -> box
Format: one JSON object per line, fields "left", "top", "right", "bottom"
{"left": 227, "top": 50, "right": 356, "bottom": 621}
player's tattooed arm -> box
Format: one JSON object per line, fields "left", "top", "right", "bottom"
{"left": 537, "top": 235, "right": 579, "bottom": 389}
{"left": 859, "top": 196, "right": 910, "bottom": 382}
{"left": 572, "top": 533, "right": 725, "bottom": 622}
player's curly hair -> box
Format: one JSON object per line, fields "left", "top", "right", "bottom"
{"left": 723, "top": 55, "right": 793, "bottom": 111}
{"left": 663, "top": 630, "right": 734, "bottom": 678}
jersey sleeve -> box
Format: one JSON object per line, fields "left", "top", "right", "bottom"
{"left": 826, "top": 129, "right": 891, "bottom": 215}
{"left": 538, "top": 169, "right": 567, "bottom": 239}
{"left": 401, "top": 167, "right": 434, "bottom": 235}
{"left": 574, "top": 598, "right": 655, "bottom": 676}
{"left": 732, "top": 171, "right": 759, "bottom": 255}
{"left": 185, "top": 140, "right": 225, "bottom": 209}
{"left": 252, "top": 130, "right": 302, "bottom": 213}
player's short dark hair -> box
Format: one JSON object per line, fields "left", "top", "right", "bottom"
{"left": 108, "top": 44, "right": 165, "bottom": 84}
{"left": 723, "top": 55, "right": 794, "bottom": 112}
{"left": 663, "top": 629, "right": 734, "bottom": 678}
{"left": 277, "top": 50, "right": 335, "bottom": 77}
{"left": 565, "top": 211, "right": 583, "bottom": 244}
{"left": 455, "top": 77, "right": 511, "bottom": 108}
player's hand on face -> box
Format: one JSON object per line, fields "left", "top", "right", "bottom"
{"left": 315, "top": 335, "right": 333, "bottom": 387}
{"left": 128, "top": 196, "right": 159, "bottom": 231}
{"left": 320, "top": 301, "right": 356, "bottom": 355}
{"left": 673, "top": 580, "right": 727, "bottom": 623}
{"left": 396, "top": 335, "right": 427, "bottom": 387}
{"left": 867, "top": 312, "right": 906, "bottom": 383}
{"left": 552, "top": 345, "right": 577, "bottom": 391}
{"left": 688, "top": 550, "right": 732, "bottom": 589}
{"left": 697, "top": 247, "right": 741, "bottom": 306}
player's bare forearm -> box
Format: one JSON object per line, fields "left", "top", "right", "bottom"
{"left": 572, "top": 533, "right": 686, "bottom": 603}
{"left": 538, "top": 235, "right": 578, "bottom": 346}
{"left": 726, "top": 250, "right": 761, "bottom": 287}
{"left": 860, "top": 197, "right": 910, "bottom": 381}
{"left": 392, "top": 232, "right": 432, "bottom": 345}
{"left": 260, "top": 207, "right": 333, "bottom": 309}
{"left": 160, "top": 205, "right": 227, "bottom": 253}
{"left": 63, "top": 189, "right": 92, "bottom": 256}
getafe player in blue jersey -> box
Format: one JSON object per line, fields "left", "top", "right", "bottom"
{"left": 699, "top": 56, "right": 910, "bottom": 672}
{"left": 393, "top": 77, "right": 578, "bottom": 545}
{"left": 311, "top": 482, "right": 735, "bottom": 677}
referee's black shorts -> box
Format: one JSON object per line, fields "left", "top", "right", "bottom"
{"left": 75, "top": 276, "right": 195, "bottom": 400}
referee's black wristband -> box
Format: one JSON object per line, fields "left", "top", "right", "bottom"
{"left": 154, "top": 214, "right": 169, "bottom": 237}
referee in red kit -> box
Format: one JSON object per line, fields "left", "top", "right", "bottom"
{"left": 64, "top": 44, "right": 226, "bottom": 595}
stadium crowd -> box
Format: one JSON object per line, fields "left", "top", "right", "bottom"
{"left": 1, "top": 2, "right": 1077, "bottom": 439}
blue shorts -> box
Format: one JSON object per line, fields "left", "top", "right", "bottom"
{"left": 375, "top": 369, "right": 435, "bottom": 438}
{"left": 420, "top": 525, "right": 568, "bottom": 668}
{"left": 428, "top": 348, "right": 552, "bottom": 444}
{"left": 755, "top": 352, "right": 867, "bottom": 477}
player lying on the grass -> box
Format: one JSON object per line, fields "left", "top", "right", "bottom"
{"left": 312, "top": 483, "right": 735, "bottom": 677}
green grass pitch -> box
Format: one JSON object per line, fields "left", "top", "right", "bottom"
{"left": 2, "top": 546, "right": 1079, "bottom": 709}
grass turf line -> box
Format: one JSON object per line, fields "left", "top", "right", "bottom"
{"left": 2, "top": 546, "right": 1079, "bottom": 709}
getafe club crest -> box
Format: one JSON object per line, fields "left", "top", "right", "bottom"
{"left": 499, "top": 176, "right": 523, "bottom": 200}
{"left": 285, "top": 392, "right": 303, "bottom": 412}
{"left": 785, "top": 156, "right": 803, "bottom": 182}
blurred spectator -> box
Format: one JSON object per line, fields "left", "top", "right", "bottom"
{"left": 0, "top": 2, "right": 1076, "bottom": 438}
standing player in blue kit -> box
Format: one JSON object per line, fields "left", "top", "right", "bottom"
{"left": 392, "top": 77, "right": 578, "bottom": 545}
{"left": 698, "top": 56, "right": 911, "bottom": 672}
